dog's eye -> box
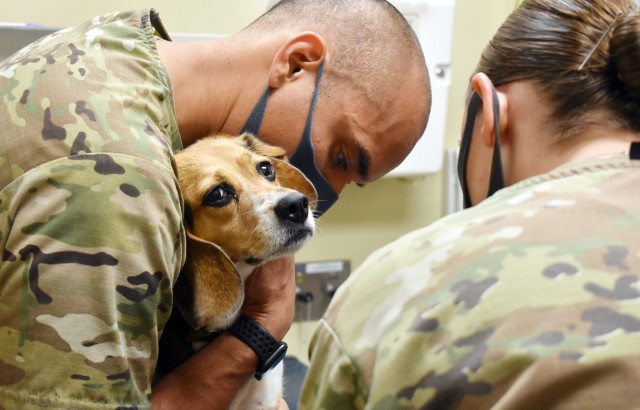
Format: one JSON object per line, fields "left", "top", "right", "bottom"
{"left": 203, "top": 184, "right": 236, "bottom": 207}
{"left": 257, "top": 161, "right": 276, "bottom": 182}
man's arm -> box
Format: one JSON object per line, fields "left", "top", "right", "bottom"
{"left": 152, "top": 256, "right": 296, "bottom": 409}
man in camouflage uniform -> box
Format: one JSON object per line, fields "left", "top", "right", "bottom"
{"left": 300, "top": 0, "right": 640, "bottom": 408}
{"left": 0, "top": 9, "right": 183, "bottom": 409}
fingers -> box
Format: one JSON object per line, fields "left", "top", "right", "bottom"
{"left": 242, "top": 255, "right": 296, "bottom": 340}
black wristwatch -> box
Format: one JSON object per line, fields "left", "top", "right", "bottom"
{"left": 227, "top": 314, "right": 288, "bottom": 381}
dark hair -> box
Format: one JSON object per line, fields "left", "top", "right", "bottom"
{"left": 475, "top": 0, "right": 640, "bottom": 141}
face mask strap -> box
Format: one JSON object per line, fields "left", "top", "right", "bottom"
{"left": 458, "top": 92, "right": 481, "bottom": 209}
{"left": 296, "top": 61, "right": 325, "bottom": 149}
{"left": 457, "top": 86, "right": 505, "bottom": 209}
{"left": 240, "top": 86, "right": 271, "bottom": 136}
{"left": 487, "top": 86, "right": 505, "bottom": 198}
{"left": 289, "top": 61, "right": 339, "bottom": 217}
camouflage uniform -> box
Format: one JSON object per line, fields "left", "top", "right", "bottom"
{"left": 0, "top": 9, "right": 185, "bottom": 409}
{"left": 300, "top": 156, "right": 640, "bottom": 410}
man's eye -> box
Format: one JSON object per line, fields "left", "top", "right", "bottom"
{"left": 203, "top": 184, "right": 236, "bottom": 207}
{"left": 337, "top": 152, "right": 348, "bottom": 170}
{"left": 257, "top": 161, "right": 276, "bottom": 181}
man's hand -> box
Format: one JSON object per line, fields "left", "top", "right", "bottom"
{"left": 152, "top": 255, "right": 296, "bottom": 409}
{"left": 242, "top": 255, "right": 297, "bottom": 341}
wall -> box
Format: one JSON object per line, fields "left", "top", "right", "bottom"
{"left": 1, "top": 1, "right": 268, "bottom": 34}
{"left": 3, "top": 0, "right": 516, "bottom": 361}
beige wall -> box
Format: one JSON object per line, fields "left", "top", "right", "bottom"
{"left": 2, "top": 1, "right": 269, "bottom": 34}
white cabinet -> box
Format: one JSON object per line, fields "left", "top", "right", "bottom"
{"left": 386, "top": 0, "right": 456, "bottom": 177}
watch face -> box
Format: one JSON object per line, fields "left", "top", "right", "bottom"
{"left": 258, "top": 342, "right": 288, "bottom": 377}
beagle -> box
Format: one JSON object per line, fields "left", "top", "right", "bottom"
{"left": 156, "top": 133, "right": 317, "bottom": 410}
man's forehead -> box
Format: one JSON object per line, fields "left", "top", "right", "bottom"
{"left": 360, "top": 131, "right": 417, "bottom": 182}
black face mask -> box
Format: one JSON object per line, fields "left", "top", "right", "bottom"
{"left": 240, "top": 61, "right": 338, "bottom": 218}
{"left": 457, "top": 86, "right": 505, "bottom": 209}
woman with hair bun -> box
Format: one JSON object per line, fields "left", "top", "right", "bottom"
{"left": 301, "top": 0, "right": 640, "bottom": 408}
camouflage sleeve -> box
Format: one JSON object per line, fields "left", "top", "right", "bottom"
{"left": 0, "top": 8, "right": 186, "bottom": 407}
{"left": 0, "top": 154, "right": 184, "bottom": 409}
{"left": 300, "top": 319, "right": 365, "bottom": 410}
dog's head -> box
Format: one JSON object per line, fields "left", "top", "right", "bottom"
{"left": 173, "top": 133, "right": 317, "bottom": 331}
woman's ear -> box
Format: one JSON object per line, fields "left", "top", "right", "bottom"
{"left": 470, "top": 72, "right": 509, "bottom": 148}
{"left": 268, "top": 32, "right": 327, "bottom": 88}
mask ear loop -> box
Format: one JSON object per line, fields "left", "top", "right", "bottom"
{"left": 290, "top": 61, "right": 325, "bottom": 163}
{"left": 289, "top": 61, "right": 339, "bottom": 217}
{"left": 457, "top": 92, "right": 481, "bottom": 209}
{"left": 487, "top": 86, "right": 505, "bottom": 198}
{"left": 457, "top": 86, "right": 505, "bottom": 209}
{"left": 240, "top": 86, "right": 271, "bottom": 136}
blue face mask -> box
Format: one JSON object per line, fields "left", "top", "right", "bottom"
{"left": 240, "top": 62, "right": 339, "bottom": 218}
{"left": 457, "top": 86, "right": 505, "bottom": 209}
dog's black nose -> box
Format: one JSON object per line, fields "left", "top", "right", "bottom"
{"left": 275, "top": 193, "right": 309, "bottom": 224}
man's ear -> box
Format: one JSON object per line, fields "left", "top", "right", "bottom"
{"left": 268, "top": 32, "right": 327, "bottom": 88}
{"left": 470, "top": 72, "right": 509, "bottom": 149}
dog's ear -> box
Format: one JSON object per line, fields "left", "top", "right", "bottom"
{"left": 174, "top": 231, "right": 244, "bottom": 332}
{"left": 239, "top": 132, "right": 287, "bottom": 160}
{"left": 272, "top": 158, "right": 319, "bottom": 210}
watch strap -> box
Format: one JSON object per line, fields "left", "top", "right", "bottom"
{"left": 227, "top": 314, "right": 287, "bottom": 380}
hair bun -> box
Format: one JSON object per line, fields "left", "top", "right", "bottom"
{"left": 610, "top": 10, "right": 640, "bottom": 98}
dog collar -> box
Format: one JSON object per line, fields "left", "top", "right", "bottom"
{"left": 227, "top": 314, "right": 288, "bottom": 381}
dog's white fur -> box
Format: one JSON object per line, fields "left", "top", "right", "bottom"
{"left": 173, "top": 133, "right": 317, "bottom": 410}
